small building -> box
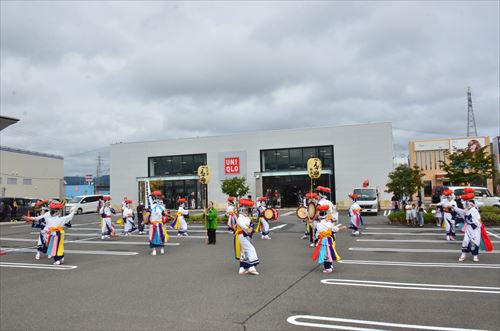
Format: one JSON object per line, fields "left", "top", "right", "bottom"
{"left": 409, "top": 136, "right": 493, "bottom": 198}
{"left": 0, "top": 146, "right": 65, "bottom": 199}
{"left": 111, "top": 122, "right": 395, "bottom": 209}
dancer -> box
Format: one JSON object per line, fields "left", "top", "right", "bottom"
{"left": 100, "top": 197, "right": 116, "bottom": 239}
{"left": 122, "top": 199, "right": 137, "bottom": 236}
{"left": 437, "top": 189, "right": 457, "bottom": 240}
{"left": 148, "top": 191, "right": 169, "bottom": 256}
{"left": 234, "top": 198, "right": 259, "bottom": 275}
{"left": 454, "top": 190, "right": 494, "bottom": 262}
{"left": 256, "top": 197, "right": 271, "bottom": 239}
{"left": 311, "top": 204, "right": 346, "bottom": 273}
{"left": 24, "top": 202, "right": 50, "bottom": 260}
{"left": 316, "top": 186, "right": 336, "bottom": 224}
{"left": 171, "top": 198, "right": 189, "bottom": 236}
{"left": 348, "top": 193, "right": 363, "bottom": 236}
{"left": 226, "top": 197, "right": 237, "bottom": 232}
{"left": 43, "top": 202, "right": 76, "bottom": 265}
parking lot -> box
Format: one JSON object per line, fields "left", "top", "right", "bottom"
{"left": 1, "top": 212, "right": 499, "bottom": 331}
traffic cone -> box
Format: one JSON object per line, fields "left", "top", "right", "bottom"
{"left": 25, "top": 211, "right": 31, "bottom": 223}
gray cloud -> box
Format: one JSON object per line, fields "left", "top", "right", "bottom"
{"left": 1, "top": 1, "right": 498, "bottom": 175}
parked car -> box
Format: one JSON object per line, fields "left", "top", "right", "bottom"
{"left": 65, "top": 195, "right": 103, "bottom": 214}
{"left": 447, "top": 186, "right": 500, "bottom": 208}
{"left": 0, "top": 197, "right": 35, "bottom": 222}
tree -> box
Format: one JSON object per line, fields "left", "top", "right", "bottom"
{"left": 440, "top": 146, "right": 494, "bottom": 186}
{"left": 385, "top": 165, "right": 424, "bottom": 201}
{"left": 220, "top": 177, "right": 250, "bottom": 199}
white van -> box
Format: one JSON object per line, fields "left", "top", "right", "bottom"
{"left": 65, "top": 195, "right": 103, "bottom": 214}
{"left": 447, "top": 186, "right": 500, "bottom": 208}
{"left": 352, "top": 187, "right": 380, "bottom": 215}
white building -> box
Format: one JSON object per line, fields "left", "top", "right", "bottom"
{"left": 110, "top": 122, "right": 394, "bottom": 209}
{"left": 0, "top": 146, "right": 65, "bottom": 199}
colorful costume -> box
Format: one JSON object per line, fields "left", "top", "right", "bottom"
{"left": 100, "top": 199, "right": 116, "bottom": 239}
{"left": 171, "top": 198, "right": 189, "bottom": 236}
{"left": 122, "top": 200, "right": 136, "bottom": 236}
{"left": 348, "top": 194, "right": 363, "bottom": 236}
{"left": 149, "top": 199, "right": 169, "bottom": 255}
{"left": 312, "top": 214, "right": 343, "bottom": 273}
{"left": 226, "top": 197, "right": 237, "bottom": 232}
{"left": 28, "top": 208, "right": 50, "bottom": 259}
{"left": 43, "top": 203, "right": 75, "bottom": 264}
{"left": 234, "top": 198, "right": 259, "bottom": 275}
{"left": 437, "top": 193, "right": 457, "bottom": 240}
{"left": 454, "top": 190, "right": 494, "bottom": 262}
{"left": 256, "top": 198, "right": 271, "bottom": 239}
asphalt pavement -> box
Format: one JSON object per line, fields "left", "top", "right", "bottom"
{"left": 1, "top": 211, "right": 499, "bottom": 331}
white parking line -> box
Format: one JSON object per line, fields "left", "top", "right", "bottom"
{"left": 0, "top": 262, "right": 78, "bottom": 270}
{"left": 364, "top": 227, "right": 443, "bottom": 231}
{"left": 486, "top": 231, "right": 500, "bottom": 239}
{"left": 281, "top": 211, "right": 294, "bottom": 216}
{"left": 320, "top": 279, "right": 500, "bottom": 294}
{"left": 2, "top": 247, "right": 139, "bottom": 256}
{"left": 349, "top": 247, "right": 500, "bottom": 253}
{"left": 287, "top": 315, "right": 490, "bottom": 331}
{"left": 363, "top": 232, "right": 462, "bottom": 236}
{"left": 356, "top": 239, "right": 500, "bottom": 244}
{"left": 0, "top": 237, "right": 180, "bottom": 246}
{"left": 338, "top": 260, "right": 500, "bottom": 269}
{"left": 269, "top": 224, "right": 287, "bottom": 231}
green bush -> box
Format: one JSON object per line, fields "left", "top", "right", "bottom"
{"left": 387, "top": 207, "right": 500, "bottom": 225}
{"left": 185, "top": 213, "right": 228, "bottom": 224}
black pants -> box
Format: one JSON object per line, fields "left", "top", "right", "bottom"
{"left": 138, "top": 216, "right": 144, "bottom": 232}
{"left": 207, "top": 229, "right": 216, "bottom": 244}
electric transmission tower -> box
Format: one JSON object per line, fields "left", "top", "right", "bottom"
{"left": 467, "top": 87, "right": 478, "bottom": 137}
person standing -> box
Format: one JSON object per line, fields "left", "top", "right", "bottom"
{"left": 417, "top": 201, "right": 425, "bottom": 227}
{"left": 10, "top": 199, "right": 18, "bottom": 222}
{"left": 100, "top": 197, "right": 116, "bottom": 239}
{"left": 234, "top": 198, "right": 259, "bottom": 275}
{"left": 206, "top": 201, "right": 218, "bottom": 244}
{"left": 136, "top": 202, "right": 145, "bottom": 235}
{"left": 122, "top": 200, "right": 136, "bottom": 236}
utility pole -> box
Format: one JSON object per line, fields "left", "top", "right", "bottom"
{"left": 467, "top": 87, "right": 478, "bottom": 137}
{"left": 96, "top": 153, "right": 102, "bottom": 194}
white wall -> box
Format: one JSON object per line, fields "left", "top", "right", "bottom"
{"left": 0, "top": 149, "right": 64, "bottom": 199}
{"left": 111, "top": 122, "right": 394, "bottom": 209}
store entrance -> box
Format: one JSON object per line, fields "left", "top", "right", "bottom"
{"left": 262, "top": 174, "right": 334, "bottom": 208}
{"left": 138, "top": 178, "right": 204, "bottom": 210}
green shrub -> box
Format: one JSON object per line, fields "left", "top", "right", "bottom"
{"left": 387, "top": 207, "right": 500, "bottom": 225}
{"left": 480, "top": 206, "right": 500, "bottom": 214}
{"left": 480, "top": 212, "right": 500, "bottom": 224}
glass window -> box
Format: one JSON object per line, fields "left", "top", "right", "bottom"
{"left": 149, "top": 154, "right": 206, "bottom": 177}
{"left": 289, "top": 149, "right": 302, "bottom": 169}
{"left": 424, "top": 180, "right": 432, "bottom": 197}
{"left": 23, "top": 178, "right": 32, "bottom": 185}
{"left": 7, "top": 178, "right": 17, "bottom": 185}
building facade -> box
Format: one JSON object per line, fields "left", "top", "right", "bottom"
{"left": 110, "top": 122, "right": 395, "bottom": 209}
{"left": 0, "top": 146, "right": 65, "bottom": 199}
{"left": 409, "top": 136, "right": 493, "bottom": 198}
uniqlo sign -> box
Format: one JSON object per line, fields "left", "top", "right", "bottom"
{"left": 224, "top": 157, "right": 240, "bottom": 174}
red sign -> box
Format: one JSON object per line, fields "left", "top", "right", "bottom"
{"left": 224, "top": 157, "right": 240, "bottom": 174}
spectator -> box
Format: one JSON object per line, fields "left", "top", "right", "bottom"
{"left": 405, "top": 203, "right": 412, "bottom": 226}
{"left": 417, "top": 201, "right": 425, "bottom": 227}
{"left": 136, "top": 202, "right": 145, "bottom": 235}
{"left": 411, "top": 203, "right": 417, "bottom": 226}
{"left": 206, "top": 201, "right": 218, "bottom": 244}
{"left": 10, "top": 199, "right": 18, "bottom": 222}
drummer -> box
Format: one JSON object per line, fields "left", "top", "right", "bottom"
{"left": 304, "top": 192, "right": 318, "bottom": 246}
{"left": 256, "top": 197, "right": 271, "bottom": 240}
{"left": 316, "top": 186, "right": 336, "bottom": 224}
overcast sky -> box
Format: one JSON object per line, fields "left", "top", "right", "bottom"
{"left": 1, "top": 1, "right": 499, "bottom": 175}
